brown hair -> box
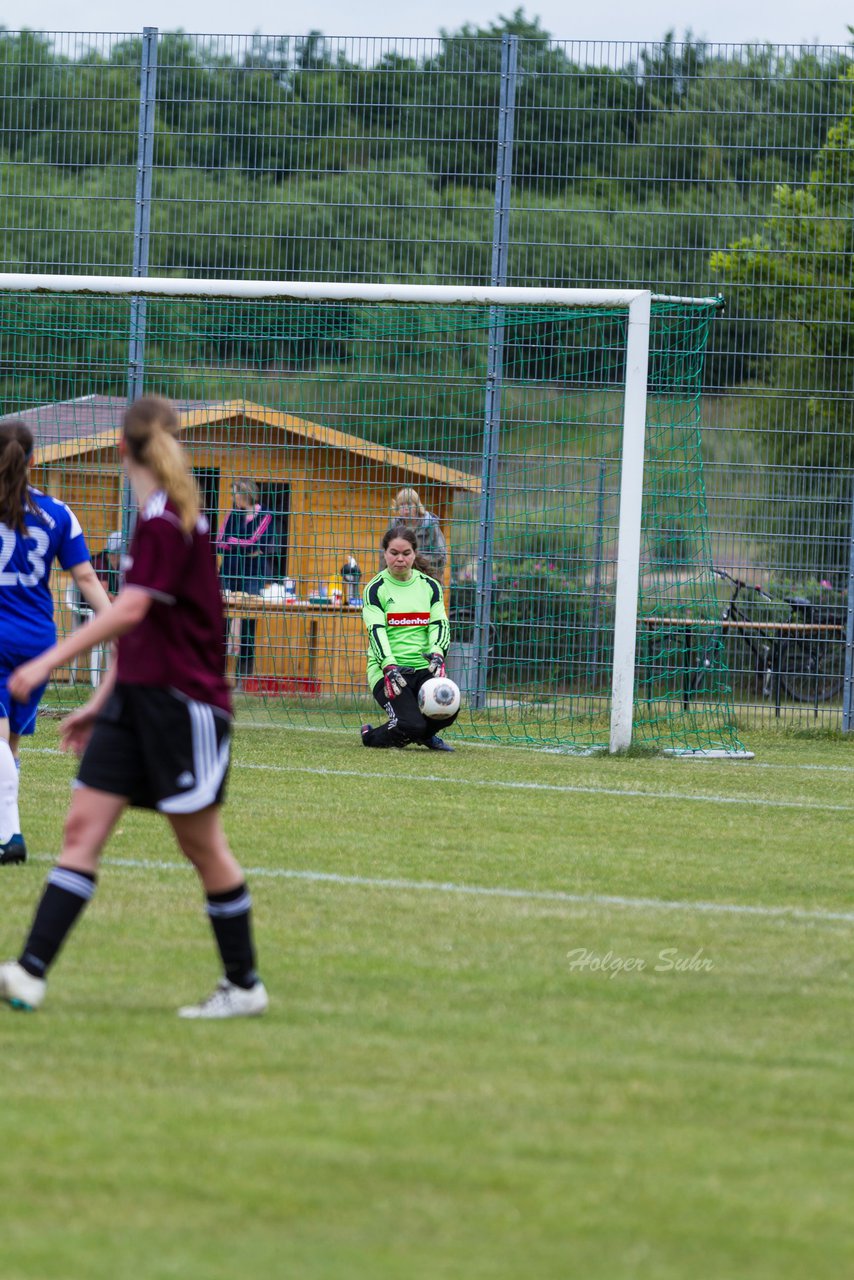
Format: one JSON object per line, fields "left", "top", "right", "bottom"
{"left": 122, "top": 396, "right": 200, "bottom": 534}
{"left": 381, "top": 524, "right": 432, "bottom": 576}
{"left": 0, "top": 420, "right": 40, "bottom": 534}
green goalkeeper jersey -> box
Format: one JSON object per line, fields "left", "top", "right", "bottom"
{"left": 362, "top": 568, "right": 451, "bottom": 688}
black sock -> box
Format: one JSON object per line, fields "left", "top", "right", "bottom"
{"left": 19, "top": 867, "right": 97, "bottom": 978}
{"left": 206, "top": 882, "right": 258, "bottom": 989}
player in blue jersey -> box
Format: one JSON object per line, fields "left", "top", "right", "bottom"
{"left": 0, "top": 421, "right": 111, "bottom": 865}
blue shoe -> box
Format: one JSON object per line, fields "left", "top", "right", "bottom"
{"left": 426, "top": 735, "right": 454, "bottom": 753}
{"left": 0, "top": 834, "right": 26, "bottom": 866}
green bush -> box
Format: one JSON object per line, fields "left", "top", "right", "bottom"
{"left": 449, "top": 535, "right": 610, "bottom": 690}
{"left": 507, "top": 527, "right": 584, "bottom": 574}
{"left": 493, "top": 567, "right": 604, "bottom": 688}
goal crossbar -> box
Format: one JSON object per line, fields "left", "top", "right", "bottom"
{"left": 0, "top": 273, "right": 720, "bottom": 311}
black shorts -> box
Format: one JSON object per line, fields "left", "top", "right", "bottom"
{"left": 77, "top": 684, "right": 231, "bottom": 813}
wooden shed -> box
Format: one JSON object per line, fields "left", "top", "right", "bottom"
{"left": 13, "top": 395, "right": 481, "bottom": 696}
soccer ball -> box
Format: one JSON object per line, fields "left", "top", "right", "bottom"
{"left": 418, "top": 676, "right": 461, "bottom": 719}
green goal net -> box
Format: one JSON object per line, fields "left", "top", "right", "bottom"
{"left": 0, "top": 278, "right": 742, "bottom": 754}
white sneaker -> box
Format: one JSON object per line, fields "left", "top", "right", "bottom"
{"left": 178, "top": 978, "right": 268, "bottom": 1020}
{"left": 0, "top": 960, "right": 46, "bottom": 1012}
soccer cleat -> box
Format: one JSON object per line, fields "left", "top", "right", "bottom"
{"left": 178, "top": 978, "right": 269, "bottom": 1020}
{"left": 0, "top": 960, "right": 46, "bottom": 1011}
{"left": 426, "top": 735, "right": 455, "bottom": 752}
{"left": 0, "top": 834, "right": 26, "bottom": 865}
{"left": 360, "top": 724, "right": 373, "bottom": 746}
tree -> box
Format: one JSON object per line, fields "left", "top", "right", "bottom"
{"left": 711, "top": 68, "right": 854, "bottom": 575}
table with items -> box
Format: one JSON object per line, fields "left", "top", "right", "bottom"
{"left": 222, "top": 591, "right": 367, "bottom": 697}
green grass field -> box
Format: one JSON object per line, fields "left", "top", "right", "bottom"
{"left": 2, "top": 721, "right": 852, "bottom": 1279}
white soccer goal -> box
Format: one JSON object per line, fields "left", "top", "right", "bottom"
{"left": 0, "top": 273, "right": 738, "bottom": 755}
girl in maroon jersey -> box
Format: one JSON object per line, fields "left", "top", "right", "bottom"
{"left": 1, "top": 396, "right": 268, "bottom": 1019}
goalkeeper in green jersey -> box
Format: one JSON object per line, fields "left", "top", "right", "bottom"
{"left": 360, "top": 526, "right": 458, "bottom": 752}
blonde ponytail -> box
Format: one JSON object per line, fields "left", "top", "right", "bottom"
{"left": 123, "top": 397, "right": 200, "bottom": 534}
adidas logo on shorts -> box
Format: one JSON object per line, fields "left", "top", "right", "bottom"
{"left": 176, "top": 771, "right": 195, "bottom": 788}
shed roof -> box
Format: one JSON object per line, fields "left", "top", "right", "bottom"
{"left": 4, "top": 395, "right": 480, "bottom": 493}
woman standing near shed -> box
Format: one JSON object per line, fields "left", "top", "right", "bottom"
{"left": 389, "top": 487, "right": 447, "bottom": 580}
{"left": 217, "top": 478, "right": 276, "bottom": 686}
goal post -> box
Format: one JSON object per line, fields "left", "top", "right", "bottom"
{"left": 0, "top": 273, "right": 742, "bottom": 755}
{"left": 610, "top": 290, "right": 651, "bottom": 753}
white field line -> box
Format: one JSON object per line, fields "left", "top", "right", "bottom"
{"left": 20, "top": 747, "right": 854, "bottom": 811}
{"left": 194, "top": 722, "right": 854, "bottom": 776}
{"left": 228, "top": 721, "right": 854, "bottom": 766}
{"left": 752, "top": 761, "right": 854, "bottom": 774}
{"left": 26, "top": 719, "right": 854, "bottom": 772}
{"left": 26, "top": 852, "right": 854, "bottom": 926}
{"left": 236, "top": 761, "right": 854, "bottom": 812}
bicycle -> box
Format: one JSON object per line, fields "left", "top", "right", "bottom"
{"left": 774, "top": 599, "right": 847, "bottom": 706}
{"left": 687, "top": 569, "right": 846, "bottom": 708}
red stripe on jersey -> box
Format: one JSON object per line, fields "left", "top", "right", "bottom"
{"left": 387, "top": 612, "right": 430, "bottom": 626}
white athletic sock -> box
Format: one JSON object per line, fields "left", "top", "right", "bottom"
{"left": 0, "top": 738, "right": 22, "bottom": 842}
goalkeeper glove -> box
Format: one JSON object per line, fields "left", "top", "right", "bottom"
{"left": 383, "top": 664, "right": 408, "bottom": 700}
{"left": 425, "top": 651, "right": 446, "bottom": 677}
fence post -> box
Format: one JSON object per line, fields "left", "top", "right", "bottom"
{"left": 843, "top": 477, "right": 854, "bottom": 732}
{"left": 589, "top": 459, "right": 607, "bottom": 686}
{"left": 123, "top": 27, "right": 159, "bottom": 546}
{"left": 471, "top": 33, "right": 518, "bottom": 711}
{"left": 128, "top": 27, "right": 158, "bottom": 403}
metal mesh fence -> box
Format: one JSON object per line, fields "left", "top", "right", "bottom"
{"left": 1, "top": 286, "right": 742, "bottom": 753}
{"left": 1, "top": 27, "right": 852, "bottom": 730}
